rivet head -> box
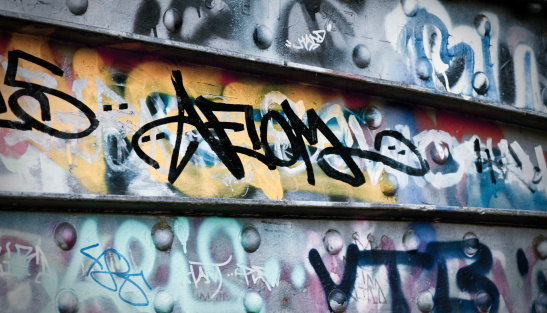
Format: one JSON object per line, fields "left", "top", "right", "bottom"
{"left": 152, "top": 223, "right": 174, "bottom": 251}
{"left": 243, "top": 291, "right": 263, "bottom": 313}
{"left": 163, "top": 8, "right": 182, "bottom": 32}
{"left": 352, "top": 44, "right": 371, "bottom": 68}
{"left": 533, "top": 234, "right": 547, "bottom": 260}
{"left": 474, "top": 15, "right": 491, "bottom": 37}
{"left": 323, "top": 230, "right": 344, "bottom": 255}
{"left": 403, "top": 230, "right": 420, "bottom": 252}
{"left": 290, "top": 264, "right": 307, "bottom": 289}
{"left": 240, "top": 226, "right": 261, "bottom": 253}
{"left": 417, "top": 291, "right": 434, "bottom": 313}
{"left": 380, "top": 172, "right": 398, "bottom": 196}
{"left": 66, "top": 0, "right": 88, "bottom": 15}
{"left": 430, "top": 141, "right": 450, "bottom": 164}
{"left": 57, "top": 290, "right": 79, "bottom": 313}
{"left": 254, "top": 25, "right": 273, "bottom": 49}
{"left": 527, "top": 3, "right": 543, "bottom": 14}
{"left": 474, "top": 291, "right": 492, "bottom": 313}
{"left": 416, "top": 57, "right": 432, "bottom": 80}
{"left": 154, "top": 291, "right": 174, "bottom": 313}
{"left": 473, "top": 72, "right": 489, "bottom": 95}
{"left": 542, "top": 32, "right": 547, "bottom": 51}
{"left": 536, "top": 293, "right": 547, "bottom": 313}
{"left": 401, "top": 0, "right": 418, "bottom": 16}
{"left": 328, "top": 289, "right": 348, "bottom": 313}
{"left": 363, "top": 106, "right": 382, "bottom": 129}
{"left": 542, "top": 87, "right": 547, "bottom": 106}
{"left": 533, "top": 166, "right": 543, "bottom": 184}
{"left": 462, "top": 232, "right": 479, "bottom": 257}
{"left": 204, "top": 0, "right": 216, "bottom": 9}
{"left": 54, "top": 222, "right": 77, "bottom": 251}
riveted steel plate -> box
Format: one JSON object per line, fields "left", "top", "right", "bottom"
{"left": 2, "top": 0, "right": 547, "bottom": 118}
{"left": 0, "top": 211, "right": 546, "bottom": 312}
{"left": 0, "top": 31, "right": 546, "bottom": 219}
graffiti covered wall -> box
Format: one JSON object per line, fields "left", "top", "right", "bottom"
{"left": 0, "top": 212, "right": 546, "bottom": 312}
{"left": 1, "top": 2, "right": 547, "bottom": 312}
{"left": 2, "top": 0, "right": 547, "bottom": 112}
{"left": 0, "top": 32, "right": 546, "bottom": 211}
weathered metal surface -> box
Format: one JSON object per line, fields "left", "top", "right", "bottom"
{"left": 4, "top": 192, "right": 547, "bottom": 228}
{"left": 2, "top": 0, "right": 547, "bottom": 117}
{"left": 0, "top": 32, "right": 546, "bottom": 215}
{"left": 0, "top": 211, "right": 546, "bottom": 313}
{"left": 0, "top": 2, "right": 546, "bottom": 312}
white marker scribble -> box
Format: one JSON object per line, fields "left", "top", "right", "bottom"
{"left": 187, "top": 255, "right": 232, "bottom": 299}
{"left": 232, "top": 264, "right": 279, "bottom": 291}
{"left": 286, "top": 29, "right": 329, "bottom": 51}
{"left": 0, "top": 242, "right": 50, "bottom": 283}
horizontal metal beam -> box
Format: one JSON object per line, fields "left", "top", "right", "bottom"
{"left": 1, "top": 210, "right": 545, "bottom": 312}
{"left": 0, "top": 12, "right": 546, "bottom": 133}
{"left": 2, "top": 192, "right": 546, "bottom": 228}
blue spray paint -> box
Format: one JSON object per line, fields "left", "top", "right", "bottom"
{"left": 80, "top": 243, "right": 152, "bottom": 306}
{"left": 400, "top": 9, "right": 475, "bottom": 95}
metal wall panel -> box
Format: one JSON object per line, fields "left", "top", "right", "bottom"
{"left": 0, "top": 0, "right": 547, "bottom": 312}
{"left": 1, "top": 0, "right": 547, "bottom": 114}
{"left": 0, "top": 32, "right": 545, "bottom": 217}
{"left": 0, "top": 211, "right": 546, "bottom": 313}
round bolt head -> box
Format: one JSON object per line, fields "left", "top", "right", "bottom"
{"left": 66, "top": 0, "right": 88, "bottom": 15}
{"left": 241, "top": 226, "right": 261, "bottom": 253}
{"left": 474, "top": 15, "right": 491, "bottom": 37}
{"left": 473, "top": 72, "right": 489, "bottom": 95}
{"left": 536, "top": 293, "right": 547, "bottom": 313}
{"left": 401, "top": 0, "right": 418, "bottom": 16}
{"left": 204, "top": 0, "right": 216, "bottom": 9}
{"left": 55, "top": 222, "right": 77, "bottom": 251}
{"left": 380, "top": 172, "right": 399, "bottom": 196}
{"left": 527, "top": 3, "right": 543, "bottom": 14}
{"left": 542, "top": 87, "right": 547, "bottom": 106}
{"left": 352, "top": 44, "right": 371, "bottom": 68}
{"left": 163, "top": 8, "right": 182, "bottom": 32}
{"left": 416, "top": 57, "right": 432, "bottom": 81}
{"left": 403, "top": 229, "right": 421, "bottom": 252}
{"left": 154, "top": 291, "right": 174, "bottom": 313}
{"left": 534, "top": 234, "right": 547, "bottom": 260}
{"left": 363, "top": 106, "right": 382, "bottom": 129}
{"left": 57, "top": 290, "right": 79, "bottom": 313}
{"left": 430, "top": 141, "right": 450, "bottom": 165}
{"left": 243, "top": 291, "right": 263, "bottom": 313}
{"left": 474, "top": 291, "right": 492, "bottom": 313}
{"left": 323, "top": 230, "right": 344, "bottom": 255}
{"left": 328, "top": 289, "right": 348, "bottom": 313}
{"left": 542, "top": 32, "right": 547, "bottom": 51}
{"left": 254, "top": 25, "right": 273, "bottom": 49}
{"left": 462, "top": 232, "right": 479, "bottom": 257}
{"left": 152, "top": 223, "right": 174, "bottom": 251}
{"left": 417, "top": 291, "right": 434, "bottom": 313}
{"left": 290, "top": 264, "right": 307, "bottom": 289}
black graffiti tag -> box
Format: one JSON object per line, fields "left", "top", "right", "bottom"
{"left": 131, "top": 70, "right": 273, "bottom": 184}
{"left": 309, "top": 241, "right": 499, "bottom": 313}
{"left": 132, "top": 70, "right": 429, "bottom": 187}
{"left": 1, "top": 50, "right": 99, "bottom": 139}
